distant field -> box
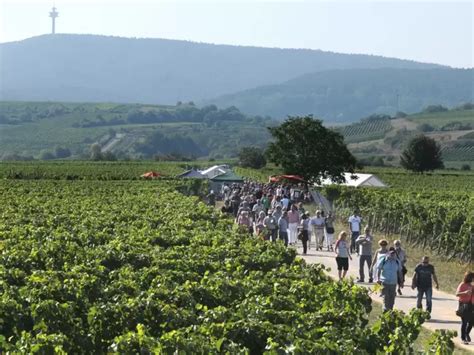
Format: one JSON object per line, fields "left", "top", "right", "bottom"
{"left": 408, "top": 109, "right": 474, "bottom": 127}
{"left": 1, "top": 101, "right": 473, "bottom": 164}
{"left": 336, "top": 117, "right": 391, "bottom": 143}
{"left": 342, "top": 109, "right": 474, "bottom": 164}
{"left": 0, "top": 101, "right": 273, "bottom": 159}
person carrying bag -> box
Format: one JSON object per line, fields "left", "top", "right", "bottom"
{"left": 456, "top": 272, "right": 474, "bottom": 344}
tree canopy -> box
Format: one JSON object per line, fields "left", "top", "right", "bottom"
{"left": 238, "top": 147, "right": 267, "bottom": 169}
{"left": 400, "top": 135, "right": 444, "bottom": 172}
{"left": 266, "top": 116, "right": 357, "bottom": 183}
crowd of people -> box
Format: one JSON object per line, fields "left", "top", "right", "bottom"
{"left": 213, "top": 180, "right": 473, "bottom": 345}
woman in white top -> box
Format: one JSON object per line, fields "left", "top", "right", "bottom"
{"left": 335, "top": 231, "right": 352, "bottom": 280}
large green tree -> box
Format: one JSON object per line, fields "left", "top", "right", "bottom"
{"left": 266, "top": 115, "right": 357, "bottom": 183}
{"left": 400, "top": 135, "right": 444, "bottom": 172}
{"left": 238, "top": 147, "right": 267, "bottom": 169}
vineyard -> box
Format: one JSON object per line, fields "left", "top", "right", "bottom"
{"left": 330, "top": 186, "right": 473, "bottom": 261}
{"left": 0, "top": 168, "right": 446, "bottom": 353}
{"left": 236, "top": 166, "right": 474, "bottom": 261}
{"left": 441, "top": 141, "right": 474, "bottom": 161}
{"left": 335, "top": 117, "right": 392, "bottom": 144}
{"left": 330, "top": 170, "right": 474, "bottom": 261}
{"left": 0, "top": 161, "right": 187, "bottom": 180}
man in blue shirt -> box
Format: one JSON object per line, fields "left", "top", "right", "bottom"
{"left": 377, "top": 247, "right": 403, "bottom": 312}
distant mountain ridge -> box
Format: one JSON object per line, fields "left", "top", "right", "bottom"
{"left": 0, "top": 34, "right": 441, "bottom": 105}
{"left": 207, "top": 68, "right": 474, "bottom": 122}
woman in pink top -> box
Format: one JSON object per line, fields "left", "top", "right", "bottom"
{"left": 287, "top": 204, "right": 300, "bottom": 245}
{"left": 237, "top": 211, "right": 252, "bottom": 234}
{"left": 456, "top": 272, "right": 474, "bottom": 344}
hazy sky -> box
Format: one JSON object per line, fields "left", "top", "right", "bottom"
{"left": 1, "top": 0, "right": 472, "bottom": 68}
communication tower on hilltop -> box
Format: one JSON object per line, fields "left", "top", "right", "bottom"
{"left": 49, "top": 6, "right": 59, "bottom": 34}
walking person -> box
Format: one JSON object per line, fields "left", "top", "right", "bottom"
{"left": 311, "top": 210, "right": 325, "bottom": 251}
{"left": 230, "top": 192, "right": 241, "bottom": 218}
{"left": 207, "top": 190, "right": 216, "bottom": 207}
{"left": 237, "top": 211, "right": 252, "bottom": 234}
{"left": 393, "top": 240, "right": 408, "bottom": 295}
{"left": 370, "top": 239, "right": 389, "bottom": 283}
{"left": 335, "top": 231, "right": 352, "bottom": 281}
{"left": 278, "top": 211, "right": 289, "bottom": 246}
{"left": 261, "top": 194, "right": 271, "bottom": 214}
{"left": 348, "top": 210, "right": 362, "bottom": 255}
{"left": 263, "top": 211, "right": 277, "bottom": 242}
{"left": 377, "top": 247, "right": 403, "bottom": 312}
{"left": 324, "top": 211, "right": 335, "bottom": 251}
{"left": 287, "top": 204, "right": 300, "bottom": 246}
{"left": 356, "top": 226, "right": 373, "bottom": 283}
{"left": 456, "top": 272, "right": 474, "bottom": 344}
{"left": 411, "top": 256, "right": 439, "bottom": 315}
{"left": 255, "top": 211, "right": 266, "bottom": 237}
{"left": 281, "top": 194, "right": 290, "bottom": 211}
{"left": 299, "top": 213, "right": 310, "bottom": 255}
{"left": 252, "top": 199, "right": 264, "bottom": 221}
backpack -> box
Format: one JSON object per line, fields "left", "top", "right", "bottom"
{"left": 380, "top": 257, "right": 402, "bottom": 284}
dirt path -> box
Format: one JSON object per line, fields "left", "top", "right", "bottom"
{"left": 296, "top": 245, "right": 472, "bottom": 352}
{"left": 101, "top": 133, "right": 126, "bottom": 153}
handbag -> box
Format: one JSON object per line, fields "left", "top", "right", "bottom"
{"left": 456, "top": 288, "right": 473, "bottom": 317}
{"left": 456, "top": 302, "right": 472, "bottom": 317}
{"left": 297, "top": 230, "right": 303, "bottom": 241}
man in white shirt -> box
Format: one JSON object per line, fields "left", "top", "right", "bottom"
{"left": 348, "top": 211, "right": 362, "bottom": 255}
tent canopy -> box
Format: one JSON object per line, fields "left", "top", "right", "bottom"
{"left": 318, "top": 173, "right": 387, "bottom": 188}
{"left": 199, "top": 165, "right": 229, "bottom": 178}
{"left": 177, "top": 169, "right": 206, "bottom": 179}
{"left": 269, "top": 175, "right": 305, "bottom": 183}
{"left": 211, "top": 171, "right": 244, "bottom": 182}
{"left": 141, "top": 171, "right": 162, "bottom": 178}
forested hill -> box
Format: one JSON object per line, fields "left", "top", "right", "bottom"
{"left": 0, "top": 34, "right": 440, "bottom": 104}
{"left": 208, "top": 68, "right": 474, "bottom": 122}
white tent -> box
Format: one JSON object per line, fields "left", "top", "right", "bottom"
{"left": 318, "top": 173, "right": 387, "bottom": 188}
{"left": 199, "top": 165, "right": 230, "bottom": 179}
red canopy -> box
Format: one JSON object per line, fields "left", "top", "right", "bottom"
{"left": 141, "top": 171, "right": 162, "bottom": 178}
{"left": 269, "top": 175, "right": 305, "bottom": 183}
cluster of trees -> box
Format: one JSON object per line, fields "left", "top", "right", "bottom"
{"left": 73, "top": 115, "right": 126, "bottom": 128}
{"left": 133, "top": 131, "right": 205, "bottom": 158}
{"left": 0, "top": 114, "right": 18, "bottom": 125}
{"left": 238, "top": 147, "right": 267, "bottom": 169}
{"left": 126, "top": 104, "right": 261, "bottom": 126}
{"left": 238, "top": 116, "right": 445, "bottom": 178}
{"left": 89, "top": 143, "right": 117, "bottom": 161}
{"left": 400, "top": 135, "right": 444, "bottom": 172}
{"left": 237, "top": 116, "right": 358, "bottom": 182}
{"left": 419, "top": 121, "right": 474, "bottom": 132}
{"left": 38, "top": 146, "right": 72, "bottom": 160}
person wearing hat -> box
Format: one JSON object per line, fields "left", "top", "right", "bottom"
{"left": 377, "top": 247, "right": 404, "bottom": 312}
